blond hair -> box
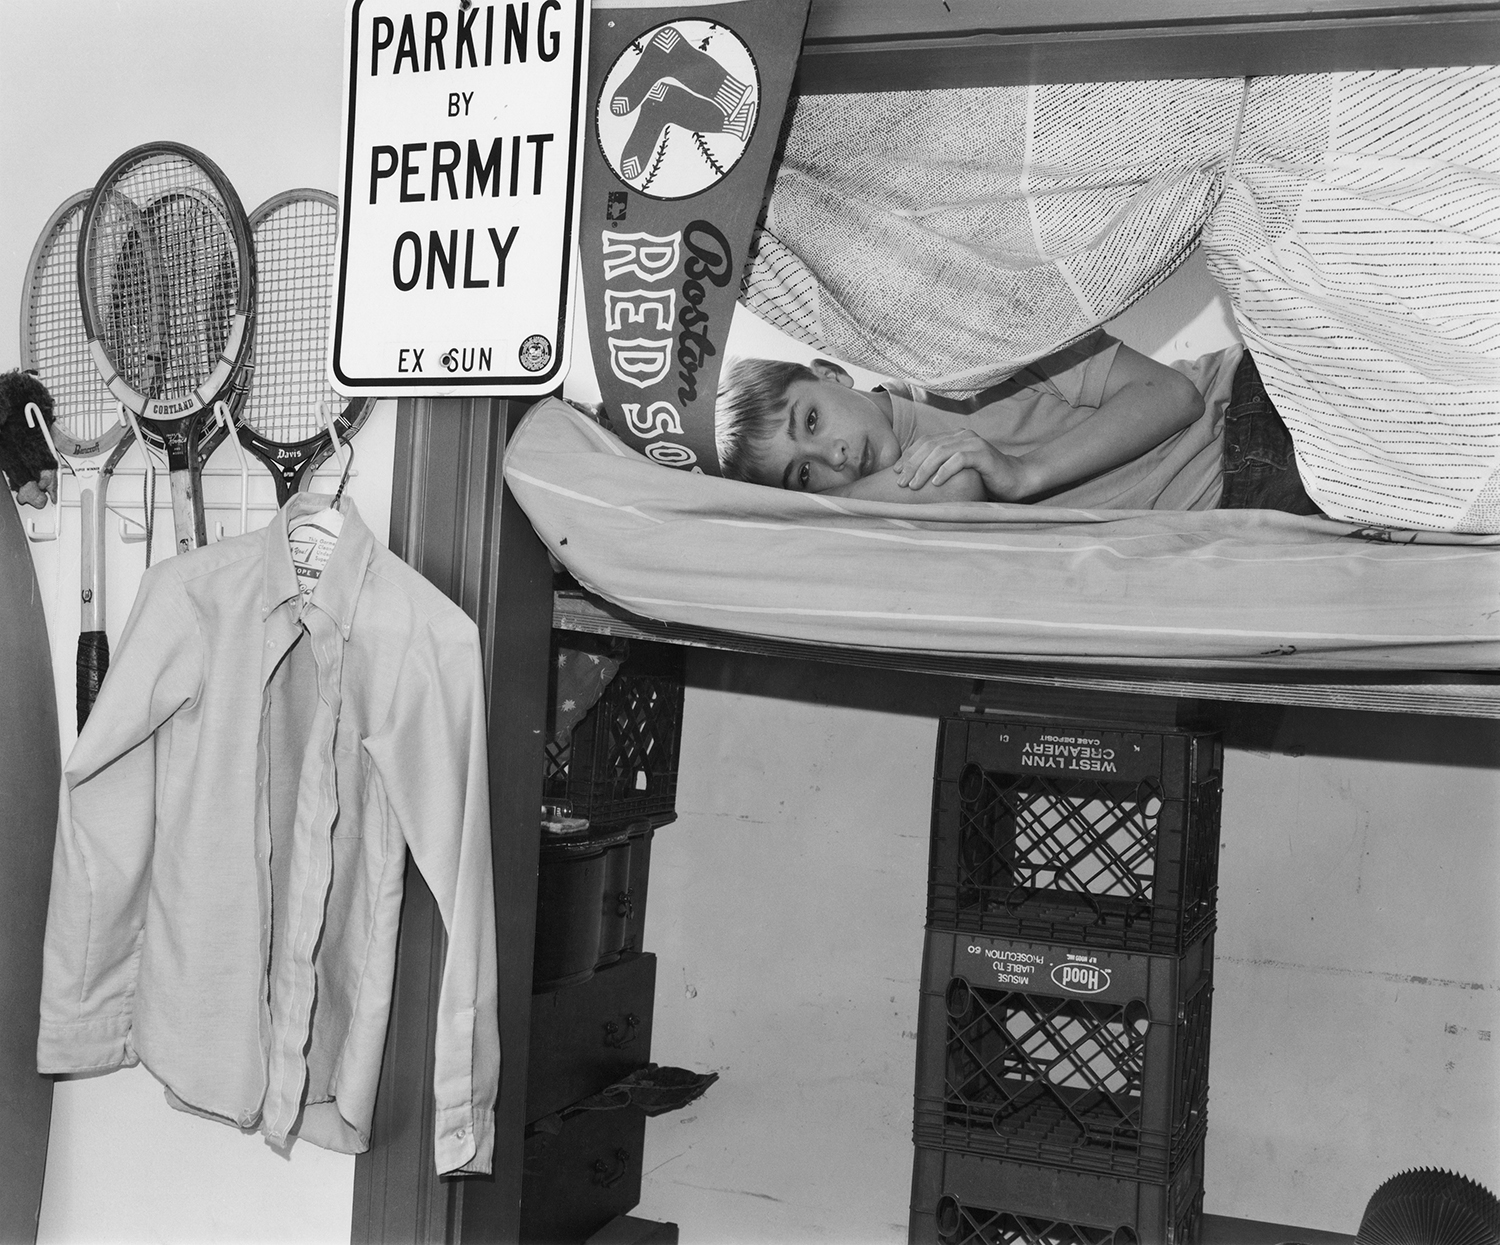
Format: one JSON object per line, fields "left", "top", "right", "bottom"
{"left": 714, "top": 356, "right": 818, "bottom": 482}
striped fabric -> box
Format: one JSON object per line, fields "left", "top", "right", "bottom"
{"left": 505, "top": 400, "right": 1500, "bottom": 668}
{"left": 1203, "top": 68, "right": 1500, "bottom": 532}
{"left": 741, "top": 79, "right": 1245, "bottom": 394}
{"left": 742, "top": 69, "right": 1500, "bottom": 532}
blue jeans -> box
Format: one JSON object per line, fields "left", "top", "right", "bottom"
{"left": 1219, "top": 350, "right": 1323, "bottom": 515}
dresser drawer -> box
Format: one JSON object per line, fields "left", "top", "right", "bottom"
{"left": 528, "top": 952, "right": 656, "bottom": 1123}
{"left": 521, "top": 1105, "right": 647, "bottom": 1244}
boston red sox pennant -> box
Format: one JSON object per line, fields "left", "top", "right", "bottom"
{"left": 579, "top": 0, "right": 811, "bottom": 474}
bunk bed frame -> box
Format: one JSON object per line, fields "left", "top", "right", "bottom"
{"left": 351, "top": 6, "right": 1500, "bottom": 1242}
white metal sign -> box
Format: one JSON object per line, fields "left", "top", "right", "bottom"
{"left": 330, "top": 0, "right": 589, "bottom": 395}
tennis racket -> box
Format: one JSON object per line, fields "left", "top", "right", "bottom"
{"left": 76, "top": 142, "right": 256, "bottom": 556}
{"left": 236, "top": 189, "right": 370, "bottom": 505}
{"left": 20, "top": 190, "right": 136, "bottom": 729}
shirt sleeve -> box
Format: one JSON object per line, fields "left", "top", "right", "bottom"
{"left": 1022, "top": 330, "right": 1122, "bottom": 409}
{"left": 364, "top": 608, "right": 499, "bottom": 1177}
{"left": 38, "top": 565, "right": 203, "bottom": 1073}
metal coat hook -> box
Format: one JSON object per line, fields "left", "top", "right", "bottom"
{"left": 213, "top": 400, "right": 250, "bottom": 537}
{"left": 24, "top": 401, "right": 62, "bottom": 471}
{"left": 21, "top": 401, "right": 59, "bottom": 540}
{"left": 118, "top": 404, "right": 157, "bottom": 487}
{"left": 119, "top": 404, "right": 158, "bottom": 563}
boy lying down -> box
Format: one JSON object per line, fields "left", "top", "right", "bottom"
{"left": 714, "top": 332, "right": 1322, "bottom": 515}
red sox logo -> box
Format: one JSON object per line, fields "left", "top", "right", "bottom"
{"left": 596, "top": 20, "right": 760, "bottom": 201}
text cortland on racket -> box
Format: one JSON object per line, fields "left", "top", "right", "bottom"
{"left": 332, "top": 1, "right": 588, "bottom": 396}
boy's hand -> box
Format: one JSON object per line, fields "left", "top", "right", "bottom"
{"left": 893, "top": 431, "right": 1032, "bottom": 500}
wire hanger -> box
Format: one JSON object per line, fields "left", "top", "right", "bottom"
{"left": 318, "top": 402, "right": 353, "bottom": 507}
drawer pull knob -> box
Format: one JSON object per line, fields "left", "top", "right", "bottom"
{"left": 592, "top": 1148, "right": 631, "bottom": 1189}
{"left": 614, "top": 888, "right": 635, "bottom": 918}
{"left": 603, "top": 1013, "right": 640, "bottom": 1049}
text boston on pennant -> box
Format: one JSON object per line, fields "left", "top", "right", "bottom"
{"left": 579, "top": 0, "right": 812, "bottom": 474}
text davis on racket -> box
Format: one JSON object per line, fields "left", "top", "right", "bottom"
{"left": 334, "top": 1, "right": 586, "bottom": 388}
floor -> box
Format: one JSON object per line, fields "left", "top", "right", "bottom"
{"left": 1202, "top": 1215, "right": 1355, "bottom": 1245}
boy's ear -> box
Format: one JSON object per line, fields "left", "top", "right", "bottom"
{"left": 810, "top": 359, "right": 854, "bottom": 388}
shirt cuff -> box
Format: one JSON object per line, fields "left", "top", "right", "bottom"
{"left": 37, "top": 1015, "right": 135, "bottom": 1074}
{"left": 434, "top": 1103, "right": 494, "bottom": 1176}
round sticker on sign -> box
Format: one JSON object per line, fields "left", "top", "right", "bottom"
{"left": 596, "top": 20, "right": 760, "bottom": 201}
{"left": 519, "top": 335, "right": 553, "bottom": 373}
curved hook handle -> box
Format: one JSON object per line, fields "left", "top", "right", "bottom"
{"left": 213, "top": 400, "right": 251, "bottom": 536}
{"left": 23, "top": 402, "right": 63, "bottom": 499}
{"left": 117, "top": 404, "right": 159, "bottom": 566}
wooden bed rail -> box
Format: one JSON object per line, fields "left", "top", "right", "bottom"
{"left": 554, "top": 591, "right": 1500, "bottom": 721}
{"left": 798, "top": 0, "right": 1500, "bottom": 92}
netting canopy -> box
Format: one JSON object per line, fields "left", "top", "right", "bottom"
{"left": 740, "top": 67, "right": 1500, "bottom": 532}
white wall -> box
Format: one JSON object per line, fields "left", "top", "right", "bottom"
{"left": 1210, "top": 718, "right": 1500, "bottom": 1220}
{"left": 6, "top": 4, "right": 372, "bottom": 1241}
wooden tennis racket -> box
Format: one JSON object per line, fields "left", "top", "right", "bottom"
{"left": 20, "top": 190, "right": 135, "bottom": 728}
{"left": 237, "top": 189, "right": 370, "bottom": 505}
{"left": 76, "top": 142, "right": 256, "bottom": 556}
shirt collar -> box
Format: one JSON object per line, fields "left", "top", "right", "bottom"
{"left": 262, "top": 493, "right": 377, "bottom": 638}
{"left": 881, "top": 388, "right": 919, "bottom": 451}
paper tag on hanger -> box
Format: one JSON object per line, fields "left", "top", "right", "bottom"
{"left": 289, "top": 510, "right": 344, "bottom": 600}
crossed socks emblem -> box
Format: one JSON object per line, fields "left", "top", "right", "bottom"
{"left": 612, "top": 26, "right": 757, "bottom": 184}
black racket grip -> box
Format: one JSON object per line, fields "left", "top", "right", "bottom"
{"left": 77, "top": 631, "right": 110, "bottom": 731}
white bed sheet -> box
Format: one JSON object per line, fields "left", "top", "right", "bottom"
{"left": 505, "top": 399, "right": 1500, "bottom": 670}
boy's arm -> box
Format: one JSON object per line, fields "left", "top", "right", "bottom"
{"left": 894, "top": 344, "right": 1204, "bottom": 500}
{"left": 821, "top": 465, "right": 988, "bottom": 504}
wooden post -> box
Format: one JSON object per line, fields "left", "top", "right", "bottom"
{"left": 352, "top": 397, "right": 554, "bottom": 1244}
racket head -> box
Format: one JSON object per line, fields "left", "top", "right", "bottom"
{"left": 238, "top": 189, "right": 371, "bottom": 501}
{"left": 21, "top": 191, "right": 126, "bottom": 458}
{"left": 76, "top": 142, "right": 256, "bottom": 428}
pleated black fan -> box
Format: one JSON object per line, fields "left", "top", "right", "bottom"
{"left": 1356, "top": 1169, "right": 1500, "bottom": 1245}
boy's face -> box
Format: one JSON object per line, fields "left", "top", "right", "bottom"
{"left": 753, "top": 364, "right": 901, "bottom": 493}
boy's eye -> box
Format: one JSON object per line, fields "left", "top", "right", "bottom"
{"left": 806, "top": 409, "right": 818, "bottom": 434}
{"left": 797, "top": 463, "right": 810, "bottom": 489}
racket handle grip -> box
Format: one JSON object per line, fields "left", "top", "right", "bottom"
{"left": 169, "top": 466, "right": 207, "bottom": 554}
{"left": 77, "top": 630, "right": 110, "bottom": 731}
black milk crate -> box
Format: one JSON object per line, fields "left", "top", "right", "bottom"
{"left": 544, "top": 642, "right": 685, "bottom": 826}
{"left": 913, "top": 929, "right": 1213, "bottom": 1181}
{"left": 909, "top": 1135, "right": 1205, "bottom": 1245}
{"left": 930, "top": 717, "right": 1222, "bottom": 956}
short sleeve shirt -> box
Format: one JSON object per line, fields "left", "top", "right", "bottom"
{"left": 883, "top": 332, "right": 1241, "bottom": 510}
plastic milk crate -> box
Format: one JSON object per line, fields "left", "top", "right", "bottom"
{"left": 543, "top": 642, "right": 685, "bottom": 826}
{"left": 912, "top": 929, "right": 1213, "bottom": 1182}
{"left": 909, "top": 1132, "right": 1205, "bottom": 1245}
{"left": 929, "top": 717, "right": 1223, "bottom": 956}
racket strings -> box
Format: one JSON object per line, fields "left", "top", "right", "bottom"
{"left": 243, "top": 199, "right": 343, "bottom": 443}
{"left": 84, "top": 154, "right": 244, "bottom": 403}
{"left": 28, "top": 209, "right": 116, "bottom": 443}
{"left": 103, "top": 222, "right": 161, "bottom": 399}
{"left": 152, "top": 192, "right": 238, "bottom": 388}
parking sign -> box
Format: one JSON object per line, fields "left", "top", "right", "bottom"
{"left": 330, "top": 1, "right": 589, "bottom": 394}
